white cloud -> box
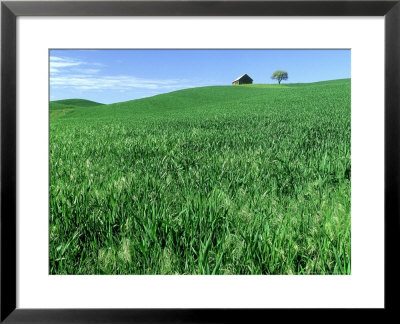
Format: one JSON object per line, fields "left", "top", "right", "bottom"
{"left": 49, "top": 56, "right": 99, "bottom": 74}
{"left": 49, "top": 55, "right": 208, "bottom": 94}
{"left": 51, "top": 74, "right": 207, "bottom": 91}
{"left": 50, "top": 56, "right": 70, "bottom": 62}
{"left": 51, "top": 61, "right": 82, "bottom": 68}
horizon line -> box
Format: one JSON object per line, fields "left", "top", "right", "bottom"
{"left": 50, "top": 77, "right": 351, "bottom": 105}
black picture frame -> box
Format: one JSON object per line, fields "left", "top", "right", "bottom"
{"left": 1, "top": 0, "right": 399, "bottom": 322}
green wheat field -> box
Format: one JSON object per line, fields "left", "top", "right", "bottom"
{"left": 49, "top": 79, "right": 351, "bottom": 275}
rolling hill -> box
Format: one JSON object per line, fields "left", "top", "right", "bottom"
{"left": 50, "top": 98, "right": 104, "bottom": 109}
{"left": 50, "top": 79, "right": 350, "bottom": 119}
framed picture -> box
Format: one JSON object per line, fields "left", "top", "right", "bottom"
{"left": 1, "top": 0, "right": 399, "bottom": 322}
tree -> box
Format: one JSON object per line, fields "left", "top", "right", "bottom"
{"left": 271, "top": 70, "right": 288, "bottom": 84}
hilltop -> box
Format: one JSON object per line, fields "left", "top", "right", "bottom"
{"left": 50, "top": 98, "right": 104, "bottom": 108}
{"left": 49, "top": 79, "right": 350, "bottom": 120}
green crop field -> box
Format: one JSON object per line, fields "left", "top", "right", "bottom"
{"left": 49, "top": 79, "right": 351, "bottom": 275}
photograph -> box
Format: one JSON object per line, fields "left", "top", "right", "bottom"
{"left": 49, "top": 49, "right": 351, "bottom": 275}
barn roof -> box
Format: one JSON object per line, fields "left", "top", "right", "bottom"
{"left": 233, "top": 74, "right": 253, "bottom": 82}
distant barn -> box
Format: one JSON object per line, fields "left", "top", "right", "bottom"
{"left": 232, "top": 74, "right": 253, "bottom": 85}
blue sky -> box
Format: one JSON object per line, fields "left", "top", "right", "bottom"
{"left": 50, "top": 49, "right": 350, "bottom": 104}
